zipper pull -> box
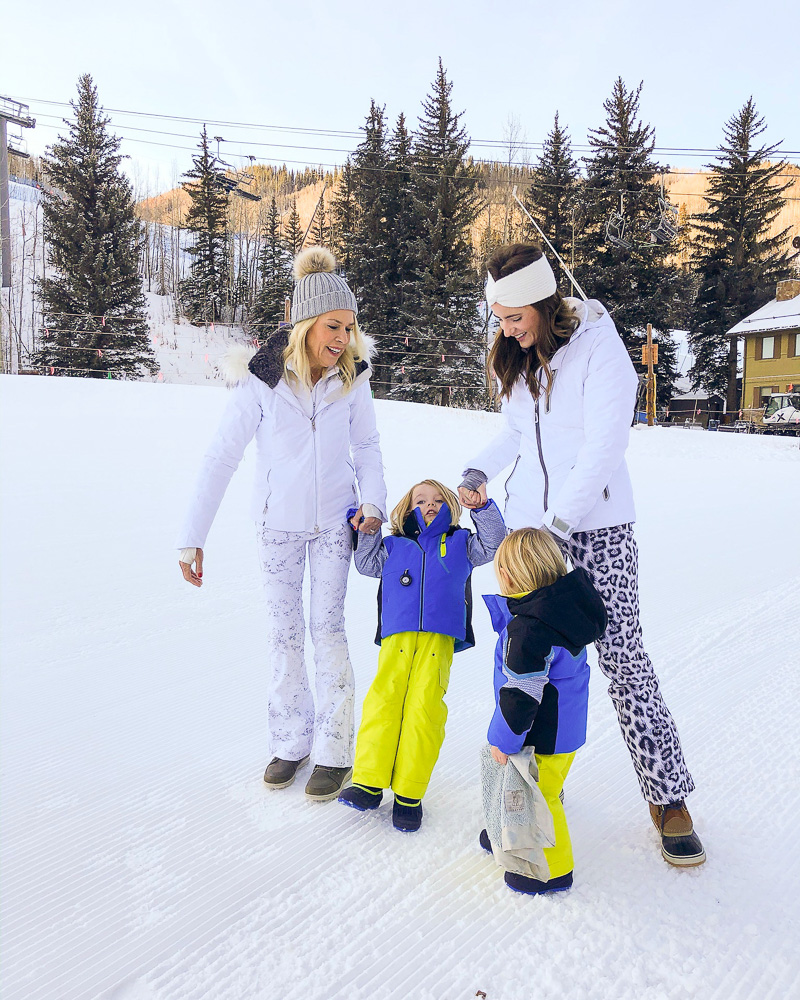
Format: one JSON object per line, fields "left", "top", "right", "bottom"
{"left": 311, "top": 418, "right": 316, "bottom": 431}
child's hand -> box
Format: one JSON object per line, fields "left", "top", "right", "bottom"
{"left": 490, "top": 745, "right": 508, "bottom": 765}
{"left": 349, "top": 505, "right": 381, "bottom": 535}
{"left": 458, "top": 484, "right": 487, "bottom": 509}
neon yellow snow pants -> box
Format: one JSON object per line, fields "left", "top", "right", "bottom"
{"left": 353, "top": 631, "right": 455, "bottom": 800}
{"left": 535, "top": 751, "right": 577, "bottom": 878}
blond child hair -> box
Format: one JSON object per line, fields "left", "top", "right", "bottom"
{"left": 494, "top": 527, "right": 567, "bottom": 596}
{"left": 389, "top": 479, "right": 462, "bottom": 536}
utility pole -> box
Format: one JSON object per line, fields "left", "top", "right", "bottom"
{"left": 644, "top": 323, "right": 658, "bottom": 427}
{"left": 1, "top": 96, "right": 36, "bottom": 374}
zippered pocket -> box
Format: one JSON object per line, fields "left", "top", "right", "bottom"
{"left": 504, "top": 455, "right": 521, "bottom": 505}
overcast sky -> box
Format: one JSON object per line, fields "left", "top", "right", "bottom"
{"left": 5, "top": 0, "right": 798, "bottom": 193}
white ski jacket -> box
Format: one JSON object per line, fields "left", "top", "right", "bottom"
{"left": 176, "top": 342, "right": 387, "bottom": 548}
{"left": 467, "top": 298, "right": 638, "bottom": 538}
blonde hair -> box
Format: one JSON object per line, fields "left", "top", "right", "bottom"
{"left": 389, "top": 479, "right": 462, "bottom": 536}
{"left": 494, "top": 527, "right": 567, "bottom": 596}
{"left": 282, "top": 314, "right": 371, "bottom": 392}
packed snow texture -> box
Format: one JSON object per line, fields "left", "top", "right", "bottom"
{"left": 2, "top": 375, "right": 799, "bottom": 1000}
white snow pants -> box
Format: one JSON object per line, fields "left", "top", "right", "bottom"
{"left": 256, "top": 521, "right": 354, "bottom": 767}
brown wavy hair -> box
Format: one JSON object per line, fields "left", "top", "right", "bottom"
{"left": 486, "top": 244, "right": 579, "bottom": 401}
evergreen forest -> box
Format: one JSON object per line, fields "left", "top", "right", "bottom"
{"left": 5, "top": 66, "right": 798, "bottom": 413}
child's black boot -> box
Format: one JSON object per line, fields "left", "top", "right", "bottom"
{"left": 338, "top": 784, "right": 382, "bottom": 811}
{"left": 504, "top": 871, "right": 573, "bottom": 895}
{"left": 392, "top": 795, "right": 422, "bottom": 832}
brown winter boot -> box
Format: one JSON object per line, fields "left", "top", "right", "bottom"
{"left": 649, "top": 800, "right": 706, "bottom": 867}
{"left": 263, "top": 755, "right": 310, "bottom": 789}
{"left": 305, "top": 765, "right": 353, "bottom": 802}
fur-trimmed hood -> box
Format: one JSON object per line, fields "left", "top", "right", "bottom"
{"left": 220, "top": 333, "right": 376, "bottom": 390}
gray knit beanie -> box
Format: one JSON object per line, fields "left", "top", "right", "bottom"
{"left": 291, "top": 246, "right": 358, "bottom": 323}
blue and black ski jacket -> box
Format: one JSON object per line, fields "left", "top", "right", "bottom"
{"left": 353, "top": 500, "right": 506, "bottom": 653}
{"left": 484, "top": 568, "right": 607, "bottom": 754}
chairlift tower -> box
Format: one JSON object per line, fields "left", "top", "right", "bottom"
{"left": 1, "top": 96, "right": 36, "bottom": 374}
{"left": 1, "top": 97, "right": 36, "bottom": 289}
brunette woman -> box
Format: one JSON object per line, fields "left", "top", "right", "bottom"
{"left": 459, "top": 243, "right": 705, "bottom": 867}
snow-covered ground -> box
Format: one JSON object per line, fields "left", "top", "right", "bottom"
{"left": 145, "top": 292, "right": 247, "bottom": 386}
{"left": 1, "top": 375, "right": 799, "bottom": 1000}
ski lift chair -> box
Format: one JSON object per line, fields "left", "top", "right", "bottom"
{"left": 648, "top": 198, "right": 679, "bottom": 245}
{"left": 605, "top": 212, "right": 633, "bottom": 250}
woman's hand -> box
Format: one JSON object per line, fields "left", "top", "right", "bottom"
{"left": 490, "top": 745, "right": 509, "bottom": 765}
{"left": 179, "top": 548, "right": 204, "bottom": 587}
{"left": 349, "top": 506, "right": 382, "bottom": 535}
{"left": 458, "top": 483, "right": 487, "bottom": 509}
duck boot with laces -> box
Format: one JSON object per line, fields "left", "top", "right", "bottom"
{"left": 649, "top": 799, "right": 706, "bottom": 867}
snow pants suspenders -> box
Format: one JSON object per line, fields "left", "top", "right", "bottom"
{"left": 352, "top": 631, "right": 455, "bottom": 800}
{"left": 560, "top": 524, "right": 695, "bottom": 805}
{"left": 257, "top": 521, "right": 354, "bottom": 767}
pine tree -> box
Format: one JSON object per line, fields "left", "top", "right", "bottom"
{"left": 309, "top": 192, "right": 329, "bottom": 247}
{"left": 330, "top": 160, "right": 357, "bottom": 272}
{"left": 33, "top": 74, "right": 157, "bottom": 379}
{"left": 576, "top": 78, "right": 690, "bottom": 405}
{"left": 381, "top": 113, "right": 422, "bottom": 400}
{"left": 525, "top": 112, "right": 580, "bottom": 286}
{"left": 284, "top": 199, "right": 304, "bottom": 257}
{"left": 688, "top": 98, "right": 795, "bottom": 411}
{"left": 248, "top": 196, "right": 293, "bottom": 343}
{"left": 179, "top": 126, "right": 230, "bottom": 324}
{"left": 347, "top": 101, "right": 393, "bottom": 393}
{"left": 402, "top": 59, "right": 484, "bottom": 407}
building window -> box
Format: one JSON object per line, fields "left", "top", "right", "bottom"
{"left": 791, "top": 332, "right": 799, "bottom": 358}
{"left": 761, "top": 336, "right": 775, "bottom": 359}
{"left": 753, "top": 385, "right": 778, "bottom": 408}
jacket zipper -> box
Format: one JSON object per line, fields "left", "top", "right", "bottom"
{"left": 534, "top": 393, "right": 550, "bottom": 512}
{"left": 419, "top": 544, "right": 426, "bottom": 631}
{"left": 603, "top": 486, "right": 610, "bottom": 501}
{"left": 311, "top": 411, "right": 319, "bottom": 532}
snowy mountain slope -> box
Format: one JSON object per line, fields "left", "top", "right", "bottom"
{"left": 1, "top": 375, "right": 799, "bottom": 1000}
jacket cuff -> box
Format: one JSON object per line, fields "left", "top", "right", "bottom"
{"left": 487, "top": 714, "right": 525, "bottom": 755}
{"left": 460, "top": 468, "right": 488, "bottom": 491}
{"left": 361, "top": 502, "right": 386, "bottom": 522}
{"left": 541, "top": 509, "right": 575, "bottom": 540}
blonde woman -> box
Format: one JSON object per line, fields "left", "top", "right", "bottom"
{"left": 338, "top": 479, "right": 505, "bottom": 831}
{"left": 479, "top": 528, "right": 607, "bottom": 895}
{"left": 176, "top": 248, "right": 387, "bottom": 802}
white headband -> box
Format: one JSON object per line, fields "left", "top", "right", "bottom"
{"left": 485, "top": 255, "right": 557, "bottom": 308}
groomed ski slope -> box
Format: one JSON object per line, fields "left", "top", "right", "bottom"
{"left": 1, "top": 375, "right": 799, "bottom": 1000}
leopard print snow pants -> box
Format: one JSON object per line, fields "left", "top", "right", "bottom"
{"left": 257, "top": 521, "right": 354, "bottom": 767}
{"left": 560, "top": 524, "right": 695, "bottom": 805}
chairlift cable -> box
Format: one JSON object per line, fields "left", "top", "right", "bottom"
{"left": 510, "top": 187, "right": 588, "bottom": 301}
